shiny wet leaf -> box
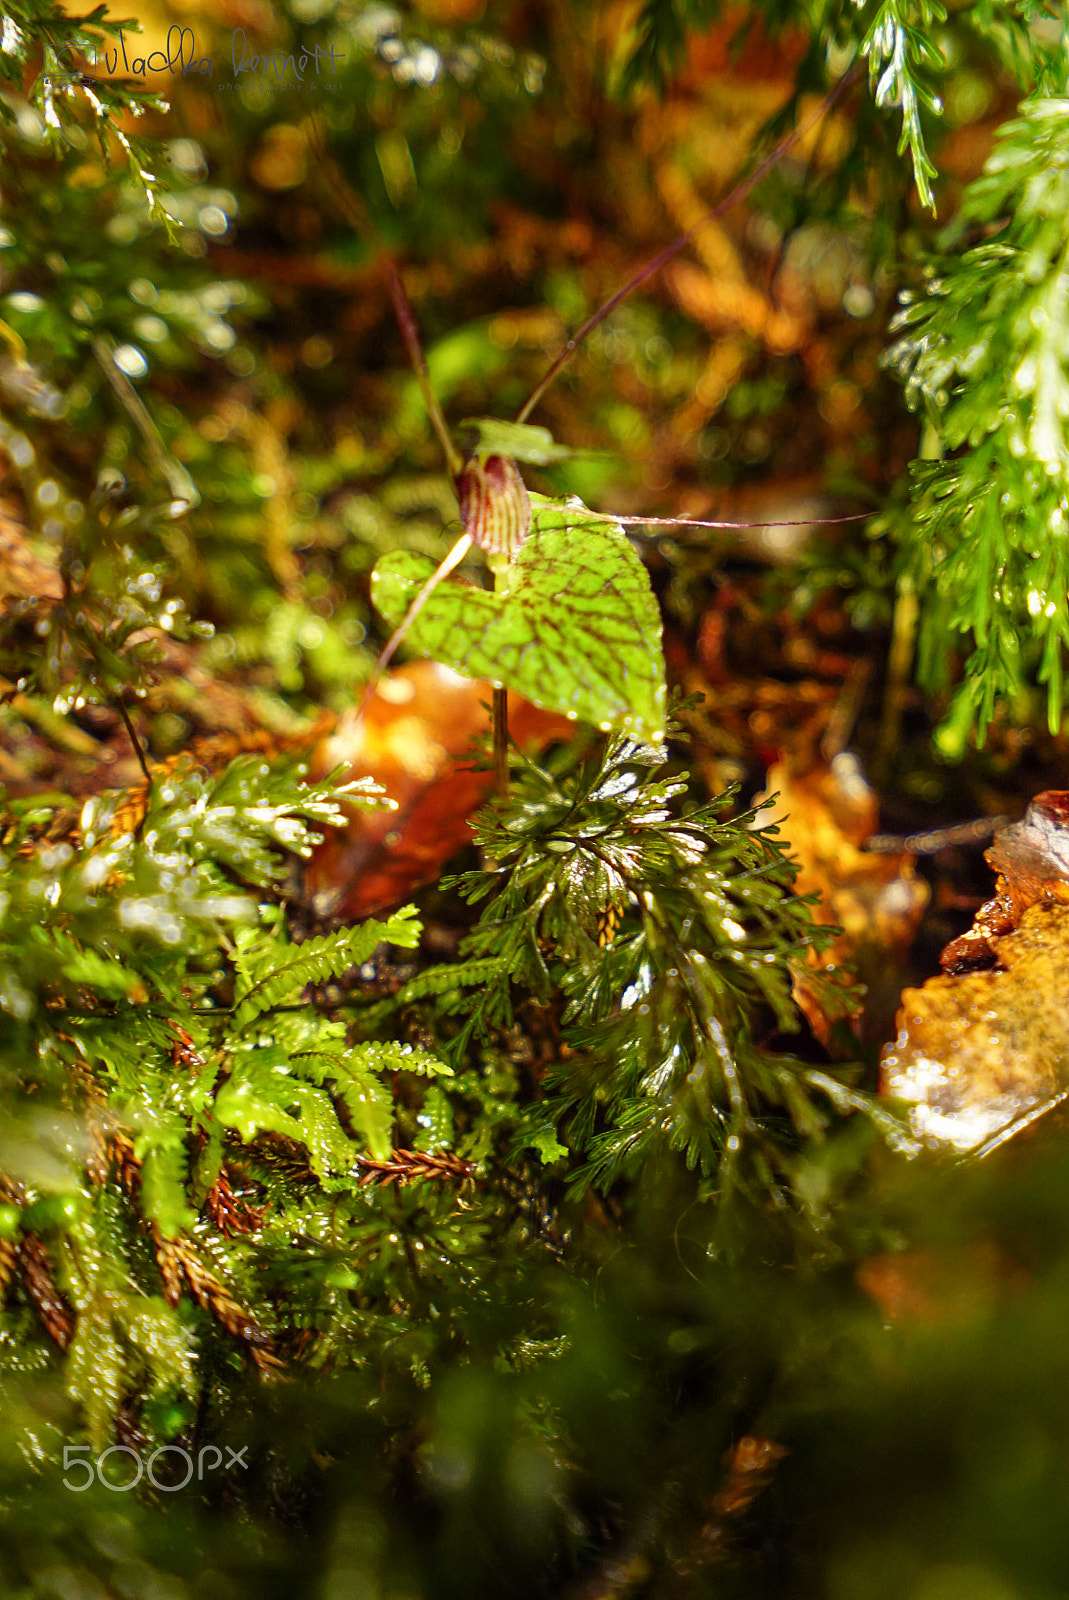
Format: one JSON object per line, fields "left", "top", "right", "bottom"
{"left": 370, "top": 494, "right": 666, "bottom": 742}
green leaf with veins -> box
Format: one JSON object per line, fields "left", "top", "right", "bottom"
{"left": 455, "top": 418, "right": 576, "bottom": 464}
{"left": 371, "top": 494, "right": 667, "bottom": 741}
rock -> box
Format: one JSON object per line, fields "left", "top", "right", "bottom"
{"left": 881, "top": 792, "right": 1069, "bottom": 1152}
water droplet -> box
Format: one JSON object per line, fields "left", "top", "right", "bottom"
{"left": 113, "top": 344, "right": 148, "bottom": 380}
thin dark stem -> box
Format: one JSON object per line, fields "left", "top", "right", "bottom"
{"left": 576, "top": 508, "right": 871, "bottom": 534}
{"left": 383, "top": 260, "right": 464, "bottom": 478}
{"left": 492, "top": 687, "right": 510, "bottom": 800}
{"left": 516, "top": 64, "right": 863, "bottom": 424}
{"left": 116, "top": 691, "right": 151, "bottom": 783}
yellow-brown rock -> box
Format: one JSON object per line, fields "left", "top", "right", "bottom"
{"left": 881, "top": 900, "right": 1069, "bottom": 1150}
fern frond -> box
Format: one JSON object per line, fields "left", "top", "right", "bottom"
{"left": 345, "top": 1041, "right": 453, "bottom": 1077}
{"left": 859, "top": 0, "right": 945, "bottom": 210}
{"left": 232, "top": 908, "right": 421, "bottom": 1030}
{"left": 390, "top": 959, "right": 505, "bottom": 1006}
{"left": 885, "top": 90, "right": 1069, "bottom": 750}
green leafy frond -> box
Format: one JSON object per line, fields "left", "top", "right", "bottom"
{"left": 388, "top": 958, "right": 507, "bottom": 1006}
{"left": 213, "top": 1067, "right": 367, "bottom": 1180}
{"left": 136, "top": 1120, "right": 195, "bottom": 1239}
{"left": 0, "top": 3, "right": 172, "bottom": 217}
{"left": 0, "top": 740, "right": 460, "bottom": 1435}
{"left": 885, "top": 89, "right": 1069, "bottom": 749}
{"left": 231, "top": 908, "right": 421, "bottom": 1030}
{"left": 857, "top": 0, "right": 945, "bottom": 210}
{"left": 423, "top": 732, "right": 871, "bottom": 1202}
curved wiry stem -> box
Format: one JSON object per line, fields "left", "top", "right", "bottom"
{"left": 515, "top": 64, "right": 862, "bottom": 425}
{"left": 384, "top": 259, "right": 464, "bottom": 479}
{"left": 355, "top": 532, "right": 473, "bottom": 721}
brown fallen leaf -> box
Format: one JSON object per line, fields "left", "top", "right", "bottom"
{"left": 881, "top": 791, "right": 1069, "bottom": 1151}
{"left": 304, "top": 662, "right": 573, "bottom": 922}
{"left": 753, "top": 755, "right": 929, "bottom": 1046}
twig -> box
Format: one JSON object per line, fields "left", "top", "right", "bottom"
{"left": 862, "top": 814, "right": 1008, "bottom": 855}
